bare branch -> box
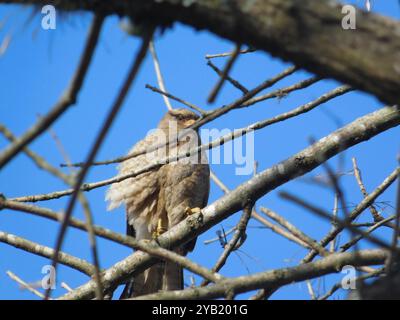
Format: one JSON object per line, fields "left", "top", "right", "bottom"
{"left": 149, "top": 39, "right": 173, "bottom": 111}
{"left": 0, "top": 231, "right": 95, "bottom": 276}
{"left": 207, "top": 43, "right": 241, "bottom": 103}
{"left": 145, "top": 84, "right": 208, "bottom": 115}
{"left": 131, "top": 250, "right": 388, "bottom": 300}
{"left": 6, "top": 271, "right": 46, "bottom": 299}
{"left": 352, "top": 157, "right": 385, "bottom": 222}
{"left": 206, "top": 59, "right": 248, "bottom": 94}
{"left": 205, "top": 48, "right": 256, "bottom": 59}
{"left": 259, "top": 207, "right": 329, "bottom": 257}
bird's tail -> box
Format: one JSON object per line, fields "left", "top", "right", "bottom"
{"left": 119, "top": 249, "right": 184, "bottom": 299}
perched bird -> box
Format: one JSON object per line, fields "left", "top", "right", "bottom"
{"left": 106, "top": 108, "right": 210, "bottom": 298}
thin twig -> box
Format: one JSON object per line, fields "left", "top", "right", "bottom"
{"left": 330, "top": 194, "right": 339, "bottom": 253}
{"left": 149, "top": 39, "right": 173, "bottom": 111}
{"left": 259, "top": 207, "right": 329, "bottom": 257}
{"left": 352, "top": 157, "right": 385, "bottom": 222}
{"left": 318, "top": 268, "right": 384, "bottom": 300}
{"left": 209, "top": 171, "right": 309, "bottom": 248}
{"left": 61, "top": 282, "right": 73, "bottom": 292}
{"left": 306, "top": 280, "right": 316, "bottom": 300}
{"left": 0, "top": 231, "right": 95, "bottom": 276}
{"left": 6, "top": 271, "right": 46, "bottom": 299}
{"left": 207, "top": 43, "right": 241, "bottom": 103}
{"left": 206, "top": 59, "right": 248, "bottom": 94}
{"left": 0, "top": 124, "right": 71, "bottom": 182}
{"left": 205, "top": 47, "right": 256, "bottom": 59}
{"left": 240, "top": 77, "right": 322, "bottom": 108}
{"left": 145, "top": 84, "right": 208, "bottom": 115}
{"left": 340, "top": 215, "right": 396, "bottom": 252}
{"left": 202, "top": 204, "right": 253, "bottom": 287}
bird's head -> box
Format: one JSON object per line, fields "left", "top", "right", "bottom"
{"left": 160, "top": 108, "right": 200, "bottom": 130}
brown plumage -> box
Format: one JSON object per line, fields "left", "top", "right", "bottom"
{"left": 105, "top": 108, "right": 210, "bottom": 298}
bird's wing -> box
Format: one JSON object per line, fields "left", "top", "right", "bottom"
{"left": 105, "top": 131, "right": 163, "bottom": 237}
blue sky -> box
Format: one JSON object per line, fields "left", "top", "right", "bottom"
{"left": 0, "top": 1, "right": 399, "bottom": 300}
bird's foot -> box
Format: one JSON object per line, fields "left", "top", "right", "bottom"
{"left": 152, "top": 218, "right": 167, "bottom": 239}
{"left": 185, "top": 207, "right": 202, "bottom": 216}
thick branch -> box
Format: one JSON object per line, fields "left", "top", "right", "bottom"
{"left": 0, "top": 231, "right": 95, "bottom": 276}
{"left": 3, "top": 0, "right": 400, "bottom": 104}
{"left": 132, "top": 250, "right": 387, "bottom": 300}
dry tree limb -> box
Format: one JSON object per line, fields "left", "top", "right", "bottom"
{"left": 149, "top": 39, "right": 173, "bottom": 111}
{"left": 318, "top": 268, "right": 385, "bottom": 300}
{"left": 206, "top": 59, "right": 248, "bottom": 94}
{"left": 205, "top": 48, "right": 256, "bottom": 59}
{"left": 3, "top": 0, "right": 399, "bottom": 104}
{"left": 0, "top": 124, "right": 70, "bottom": 182}
{"left": 207, "top": 43, "right": 241, "bottom": 103}
{"left": 201, "top": 204, "right": 253, "bottom": 288}
{"left": 6, "top": 271, "right": 46, "bottom": 299}
{"left": 259, "top": 207, "right": 329, "bottom": 257}
{"left": 340, "top": 215, "right": 396, "bottom": 252}
{"left": 0, "top": 231, "right": 95, "bottom": 276}
{"left": 145, "top": 84, "right": 208, "bottom": 115}
{"left": 352, "top": 157, "right": 385, "bottom": 222}
{"left": 131, "top": 250, "right": 388, "bottom": 300}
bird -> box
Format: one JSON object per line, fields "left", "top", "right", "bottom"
{"left": 105, "top": 108, "right": 210, "bottom": 298}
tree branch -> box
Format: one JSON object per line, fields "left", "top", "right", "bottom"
{"left": 131, "top": 250, "right": 388, "bottom": 300}
{"left": 0, "top": 231, "right": 95, "bottom": 276}
{"left": 3, "top": 0, "right": 400, "bottom": 104}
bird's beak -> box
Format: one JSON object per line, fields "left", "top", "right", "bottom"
{"left": 184, "top": 119, "right": 196, "bottom": 127}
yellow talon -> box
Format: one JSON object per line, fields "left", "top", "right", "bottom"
{"left": 185, "top": 207, "right": 202, "bottom": 216}
{"left": 152, "top": 218, "right": 166, "bottom": 239}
